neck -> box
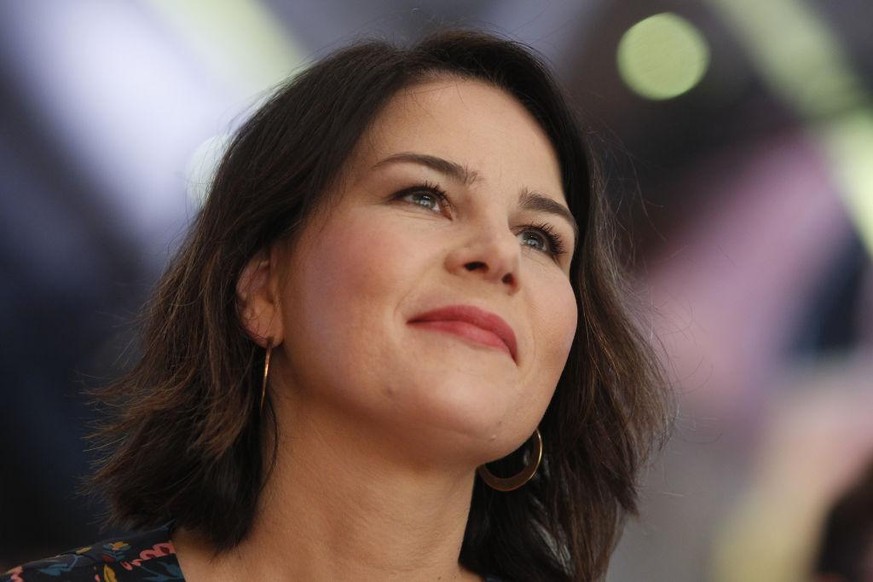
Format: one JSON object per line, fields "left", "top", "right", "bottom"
{"left": 173, "top": 395, "right": 482, "bottom": 581}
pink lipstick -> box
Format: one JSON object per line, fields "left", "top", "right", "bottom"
{"left": 408, "top": 305, "right": 518, "bottom": 362}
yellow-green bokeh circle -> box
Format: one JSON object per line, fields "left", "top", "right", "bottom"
{"left": 617, "top": 12, "right": 710, "bottom": 100}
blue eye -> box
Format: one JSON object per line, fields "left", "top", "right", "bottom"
{"left": 517, "top": 223, "right": 566, "bottom": 258}
{"left": 519, "top": 230, "right": 549, "bottom": 251}
{"left": 406, "top": 191, "right": 443, "bottom": 212}
{"left": 395, "top": 182, "right": 450, "bottom": 214}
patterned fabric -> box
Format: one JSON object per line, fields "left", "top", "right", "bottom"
{"left": 2, "top": 525, "right": 181, "bottom": 582}
{"left": 3, "top": 524, "right": 504, "bottom": 581}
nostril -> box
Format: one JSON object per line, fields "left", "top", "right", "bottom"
{"left": 464, "top": 261, "right": 487, "bottom": 272}
{"left": 501, "top": 273, "right": 514, "bottom": 285}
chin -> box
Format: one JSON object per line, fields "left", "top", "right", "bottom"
{"left": 399, "top": 380, "right": 545, "bottom": 464}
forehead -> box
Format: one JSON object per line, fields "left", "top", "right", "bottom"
{"left": 348, "top": 77, "right": 564, "bottom": 200}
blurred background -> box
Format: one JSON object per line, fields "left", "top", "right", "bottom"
{"left": 1, "top": 1, "right": 872, "bottom": 580}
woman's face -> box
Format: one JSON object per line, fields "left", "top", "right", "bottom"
{"left": 261, "top": 78, "right": 578, "bottom": 466}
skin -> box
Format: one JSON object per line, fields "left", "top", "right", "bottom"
{"left": 174, "top": 77, "right": 578, "bottom": 581}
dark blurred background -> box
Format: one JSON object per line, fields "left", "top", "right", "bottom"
{"left": 2, "top": 1, "right": 872, "bottom": 580}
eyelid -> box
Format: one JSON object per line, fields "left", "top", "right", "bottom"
{"left": 393, "top": 181, "right": 454, "bottom": 215}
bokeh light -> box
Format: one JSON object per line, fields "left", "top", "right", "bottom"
{"left": 617, "top": 12, "right": 710, "bottom": 100}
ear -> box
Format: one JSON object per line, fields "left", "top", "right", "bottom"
{"left": 236, "top": 246, "right": 284, "bottom": 347}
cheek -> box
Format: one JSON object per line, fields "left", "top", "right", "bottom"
{"left": 537, "top": 277, "right": 578, "bottom": 366}
{"left": 282, "top": 213, "right": 422, "bottom": 380}
{"left": 279, "top": 217, "right": 390, "bottom": 403}
{"left": 527, "top": 277, "right": 578, "bottom": 405}
{"left": 489, "top": 280, "right": 576, "bottom": 457}
{"left": 295, "top": 214, "right": 406, "bottom": 312}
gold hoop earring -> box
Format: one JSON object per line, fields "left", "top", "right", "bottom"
{"left": 476, "top": 429, "right": 543, "bottom": 492}
{"left": 260, "top": 339, "right": 273, "bottom": 413}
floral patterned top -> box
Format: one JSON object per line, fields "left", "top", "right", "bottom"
{"left": 2, "top": 524, "right": 181, "bottom": 581}
{"left": 3, "top": 524, "right": 504, "bottom": 581}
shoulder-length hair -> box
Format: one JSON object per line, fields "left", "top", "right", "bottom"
{"left": 92, "top": 29, "right": 669, "bottom": 581}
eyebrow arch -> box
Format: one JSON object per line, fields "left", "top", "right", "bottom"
{"left": 372, "top": 152, "right": 480, "bottom": 185}
{"left": 519, "top": 189, "right": 579, "bottom": 242}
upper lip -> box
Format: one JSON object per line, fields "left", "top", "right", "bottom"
{"left": 408, "top": 304, "right": 518, "bottom": 362}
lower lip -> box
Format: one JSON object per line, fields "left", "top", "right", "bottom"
{"left": 409, "top": 320, "right": 513, "bottom": 358}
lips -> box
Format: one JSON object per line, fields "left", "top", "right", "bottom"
{"left": 408, "top": 305, "right": 518, "bottom": 362}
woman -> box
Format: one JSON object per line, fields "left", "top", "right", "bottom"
{"left": 5, "top": 30, "right": 668, "bottom": 581}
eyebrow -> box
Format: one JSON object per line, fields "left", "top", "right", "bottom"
{"left": 373, "top": 151, "right": 578, "bottom": 240}
{"left": 519, "top": 189, "right": 579, "bottom": 241}
{"left": 373, "top": 152, "right": 480, "bottom": 185}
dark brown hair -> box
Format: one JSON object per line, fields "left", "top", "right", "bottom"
{"left": 814, "top": 459, "right": 873, "bottom": 581}
{"left": 92, "top": 30, "right": 670, "bottom": 581}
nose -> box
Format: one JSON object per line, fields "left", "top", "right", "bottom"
{"left": 444, "top": 222, "right": 520, "bottom": 291}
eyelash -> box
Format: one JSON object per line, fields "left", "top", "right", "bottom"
{"left": 394, "top": 182, "right": 568, "bottom": 259}
{"left": 521, "top": 221, "right": 567, "bottom": 258}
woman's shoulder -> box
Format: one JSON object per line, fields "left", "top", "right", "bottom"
{"left": 2, "top": 524, "right": 182, "bottom": 582}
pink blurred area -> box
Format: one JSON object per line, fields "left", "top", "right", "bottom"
{"left": 650, "top": 130, "right": 852, "bottom": 423}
